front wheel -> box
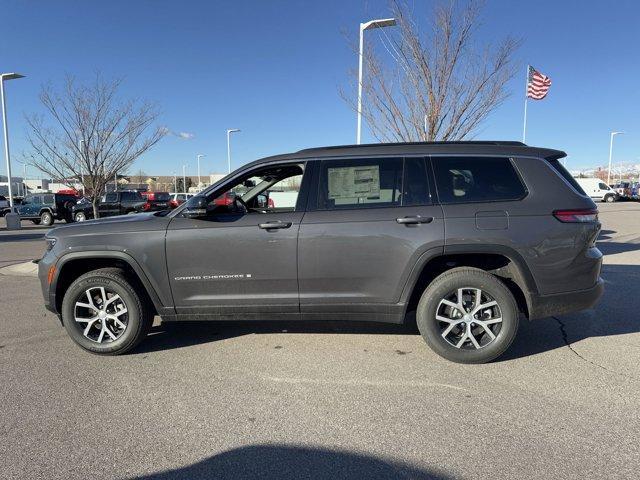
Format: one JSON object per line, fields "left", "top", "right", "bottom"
{"left": 61, "top": 268, "right": 154, "bottom": 355}
{"left": 604, "top": 194, "right": 616, "bottom": 203}
{"left": 74, "top": 211, "right": 87, "bottom": 222}
{"left": 416, "top": 267, "right": 519, "bottom": 364}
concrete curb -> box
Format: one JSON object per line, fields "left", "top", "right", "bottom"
{"left": 0, "top": 261, "right": 39, "bottom": 277}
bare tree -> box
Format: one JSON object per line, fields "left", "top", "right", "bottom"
{"left": 341, "top": 0, "right": 520, "bottom": 142}
{"left": 24, "top": 74, "right": 166, "bottom": 218}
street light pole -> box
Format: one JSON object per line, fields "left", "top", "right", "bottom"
{"left": 356, "top": 18, "right": 396, "bottom": 145}
{"left": 226, "top": 129, "right": 240, "bottom": 174}
{"left": 182, "top": 164, "right": 187, "bottom": 193}
{"left": 1, "top": 73, "right": 25, "bottom": 217}
{"left": 607, "top": 131, "right": 623, "bottom": 186}
{"left": 197, "top": 154, "right": 205, "bottom": 188}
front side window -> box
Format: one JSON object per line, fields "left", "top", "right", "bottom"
{"left": 33, "top": 196, "right": 42, "bottom": 205}
{"left": 105, "top": 193, "right": 118, "bottom": 202}
{"left": 186, "top": 163, "right": 304, "bottom": 217}
{"left": 598, "top": 183, "right": 609, "bottom": 190}
{"left": 433, "top": 157, "right": 526, "bottom": 204}
{"left": 43, "top": 195, "right": 55, "bottom": 204}
{"left": 317, "top": 157, "right": 430, "bottom": 210}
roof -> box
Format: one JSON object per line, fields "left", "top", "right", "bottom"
{"left": 239, "top": 141, "right": 566, "bottom": 172}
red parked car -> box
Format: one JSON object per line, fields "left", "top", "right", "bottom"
{"left": 140, "top": 191, "right": 171, "bottom": 211}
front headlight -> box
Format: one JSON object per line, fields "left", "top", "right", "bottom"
{"left": 45, "top": 237, "right": 57, "bottom": 251}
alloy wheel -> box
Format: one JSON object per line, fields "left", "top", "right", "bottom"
{"left": 435, "top": 287, "right": 502, "bottom": 349}
{"left": 74, "top": 286, "right": 128, "bottom": 343}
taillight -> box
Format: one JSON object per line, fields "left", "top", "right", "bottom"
{"left": 142, "top": 202, "right": 151, "bottom": 211}
{"left": 553, "top": 209, "right": 598, "bottom": 223}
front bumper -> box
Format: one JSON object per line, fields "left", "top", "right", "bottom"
{"left": 528, "top": 277, "right": 604, "bottom": 320}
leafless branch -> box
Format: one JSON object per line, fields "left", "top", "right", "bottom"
{"left": 23, "top": 73, "right": 166, "bottom": 217}
{"left": 340, "top": 0, "right": 521, "bottom": 142}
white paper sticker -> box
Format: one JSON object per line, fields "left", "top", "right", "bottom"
{"left": 328, "top": 165, "right": 380, "bottom": 199}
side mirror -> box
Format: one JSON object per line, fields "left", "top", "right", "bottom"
{"left": 182, "top": 196, "right": 208, "bottom": 219}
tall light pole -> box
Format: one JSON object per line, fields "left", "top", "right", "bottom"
{"left": 226, "top": 129, "right": 240, "bottom": 174}
{"left": 196, "top": 154, "right": 205, "bottom": 188}
{"left": 1, "top": 72, "right": 25, "bottom": 228}
{"left": 356, "top": 18, "right": 396, "bottom": 145}
{"left": 182, "top": 164, "right": 187, "bottom": 193}
{"left": 607, "top": 131, "right": 623, "bottom": 186}
{"left": 172, "top": 171, "right": 177, "bottom": 192}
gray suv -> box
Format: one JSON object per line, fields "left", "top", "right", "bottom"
{"left": 38, "top": 141, "right": 604, "bottom": 363}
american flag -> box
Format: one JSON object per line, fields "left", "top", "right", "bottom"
{"left": 527, "top": 66, "right": 551, "bottom": 100}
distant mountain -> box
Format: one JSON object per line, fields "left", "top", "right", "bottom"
{"left": 570, "top": 162, "right": 640, "bottom": 179}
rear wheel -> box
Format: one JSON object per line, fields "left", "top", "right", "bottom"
{"left": 40, "top": 211, "right": 53, "bottom": 226}
{"left": 61, "top": 268, "right": 153, "bottom": 355}
{"left": 416, "top": 267, "right": 519, "bottom": 364}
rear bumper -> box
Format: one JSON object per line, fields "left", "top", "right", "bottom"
{"left": 528, "top": 277, "right": 604, "bottom": 320}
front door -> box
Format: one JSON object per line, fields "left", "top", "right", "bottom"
{"left": 298, "top": 156, "right": 445, "bottom": 321}
{"left": 165, "top": 161, "right": 309, "bottom": 319}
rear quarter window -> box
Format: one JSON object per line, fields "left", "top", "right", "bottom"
{"left": 546, "top": 158, "right": 586, "bottom": 195}
{"left": 432, "top": 157, "right": 526, "bottom": 204}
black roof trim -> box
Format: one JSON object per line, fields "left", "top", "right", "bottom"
{"left": 296, "top": 140, "right": 526, "bottom": 154}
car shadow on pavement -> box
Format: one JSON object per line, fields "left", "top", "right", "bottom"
{"left": 135, "top": 320, "right": 418, "bottom": 355}
{"left": 503, "top": 262, "right": 640, "bottom": 361}
{"left": 126, "top": 444, "right": 452, "bottom": 480}
{"left": 0, "top": 231, "right": 47, "bottom": 242}
{"left": 597, "top": 240, "right": 640, "bottom": 255}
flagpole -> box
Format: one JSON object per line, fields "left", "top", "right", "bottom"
{"left": 522, "top": 65, "right": 529, "bottom": 143}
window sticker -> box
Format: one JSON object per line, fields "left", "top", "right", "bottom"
{"left": 328, "top": 165, "right": 380, "bottom": 199}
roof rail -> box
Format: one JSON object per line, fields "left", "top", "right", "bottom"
{"left": 296, "top": 141, "right": 527, "bottom": 154}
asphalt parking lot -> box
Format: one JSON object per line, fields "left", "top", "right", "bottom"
{"left": 1, "top": 203, "right": 639, "bottom": 480}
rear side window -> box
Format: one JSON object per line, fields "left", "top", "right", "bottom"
{"left": 43, "top": 194, "right": 55, "bottom": 204}
{"left": 433, "top": 157, "right": 526, "bottom": 204}
{"left": 105, "top": 193, "right": 118, "bottom": 202}
{"left": 547, "top": 158, "right": 586, "bottom": 195}
{"left": 317, "top": 157, "right": 431, "bottom": 210}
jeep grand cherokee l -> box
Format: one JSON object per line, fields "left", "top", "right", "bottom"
{"left": 39, "top": 141, "right": 603, "bottom": 363}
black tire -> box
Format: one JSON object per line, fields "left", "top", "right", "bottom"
{"left": 40, "top": 210, "right": 54, "bottom": 226}
{"left": 604, "top": 194, "right": 615, "bottom": 203}
{"left": 416, "top": 267, "right": 519, "bottom": 364}
{"left": 61, "top": 268, "right": 154, "bottom": 355}
{"left": 74, "top": 211, "right": 87, "bottom": 222}
{"left": 31, "top": 219, "right": 41, "bottom": 225}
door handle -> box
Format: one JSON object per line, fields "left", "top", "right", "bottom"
{"left": 396, "top": 215, "right": 434, "bottom": 225}
{"left": 258, "top": 221, "right": 292, "bottom": 230}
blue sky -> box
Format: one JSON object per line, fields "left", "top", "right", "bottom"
{"left": 1, "top": 0, "right": 639, "bottom": 177}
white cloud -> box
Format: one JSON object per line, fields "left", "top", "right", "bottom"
{"left": 177, "top": 132, "right": 195, "bottom": 140}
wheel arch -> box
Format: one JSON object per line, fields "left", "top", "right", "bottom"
{"left": 53, "top": 251, "right": 164, "bottom": 317}
{"left": 401, "top": 245, "right": 537, "bottom": 320}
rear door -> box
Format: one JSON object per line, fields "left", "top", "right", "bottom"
{"left": 100, "top": 193, "right": 118, "bottom": 217}
{"left": 298, "top": 156, "right": 445, "bottom": 321}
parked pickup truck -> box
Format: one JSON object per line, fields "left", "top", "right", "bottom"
{"left": 72, "top": 191, "right": 147, "bottom": 222}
